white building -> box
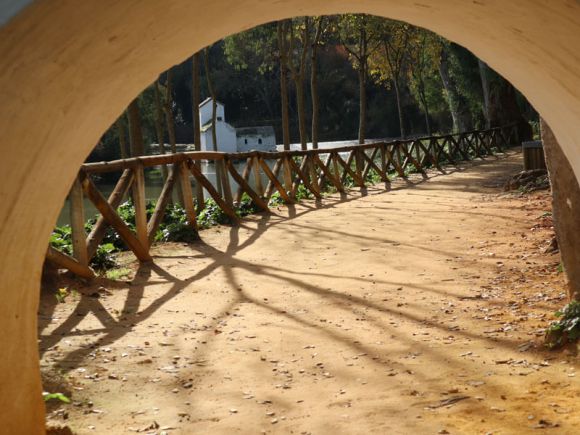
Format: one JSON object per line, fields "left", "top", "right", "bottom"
{"left": 199, "top": 98, "right": 276, "bottom": 153}
{"left": 236, "top": 126, "right": 276, "bottom": 152}
{"left": 199, "top": 98, "right": 237, "bottom": 153}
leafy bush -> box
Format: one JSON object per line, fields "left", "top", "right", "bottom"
{"left": 92, "top": 243, "right": 117, "bottom": 270}
{"left": 50, "top": 225, "right": 117, "bottom": 269}
{"left": 159, "top": 221, "right": 199, "bottom": 243}
{"left": 268, "top": 192, "right": 285, "bottom": 207}
{"left": 50, "top": 226, "right": 73, "bottom": 256}
{"left": 545, "top": 300, "right": 580, "bottom": 349}
{"left": 237, "top": 193, "right": 260, "bottom": 217}
{"left": 365, "top": 168, "right": 382, "bottom": 184}
{"left": 197, "top": 198, "right": 231, "bottom": 228}
{"left": 294, "top": 184, "right": 312, "bottom": 201}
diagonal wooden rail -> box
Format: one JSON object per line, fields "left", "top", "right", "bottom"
{"left": 46, "top": 125, "right": 519, "bottom": 278}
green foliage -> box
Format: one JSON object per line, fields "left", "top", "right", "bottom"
{"left": 545, "top": 301, "right": 580, "bottom": 349}
{"left": 365, "top": 168, "right": 382, "bottom": 184}
{"left": 55, "top": 288, "right": 69, "bottom": 304}
{"left": 404, "top": 163, "right": 420, "bottom": 176}
{"left": 294, "top": 184, "right": 312, "bottom": 201}
{"left": 223, "top": 22, "right": 278, "bottom": 73}
{"left": 43, "top": 392, "right": 71, "bottom": 404}
{"left": 159, "top": 221, "right": 199, "bottom": 243}
{"left": 268, "top": 192, "right": 285, "bottom": 207}
{"left": 92, "top": 243, "right": 117, "bottom": 270}
{"left": 236, "top": 193, "right": 260, "bottom": 217}
{"left": 196, "top": 199, "right": 231, "bottom": 229}
{"left": 50, "top": 224, "right": 117, "bottom": 269}
{"left": 156, "top": 203, "right": 199, "bottom": 242}
{"left": 50, "top": 226, "right": 73, "bottom": 256}
{"left": 105, "top": 268, "right": 132, "bottom": 281}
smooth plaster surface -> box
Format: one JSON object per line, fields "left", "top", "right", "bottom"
{"left": 0, "top": 1, "right": 579, "bottom": 432}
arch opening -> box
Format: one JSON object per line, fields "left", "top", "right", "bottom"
{"left": 1, "top": 1, "right": 580, "bottom": 432}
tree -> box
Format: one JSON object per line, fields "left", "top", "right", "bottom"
{"left": 204, "top": 45, "right": 223, "bottom": 194}
{"left": 438, "top": 44, "right": 472, "bottom": 132}
{"left": 153, "top": 79, "right": 169, "bottom": 179}
{"left": 310, "top": 17, "right": 327, "bottom": 149}
{"left": 192, "top": 53, "right": 202, "bottom": 150}
{"left": 192, "top": 51, "right": 205, "bottom": 209}
{"left": 116, "top": 114, "right": 128, "bottom": 159}
{"left": 338, "top": 14, "right": 380, "bottom": 144}
{"left": 483, "top": 63, "right": 533, "bottom": 140}
{"left": 282, "top": 17, "right": 311, "bottom": 150}
{"left": 162, "top": 69, "right": 178, "bottom": 154}
{"left": 223, "top": 22, "right": 284, "bottom": 147}
{"left": 127, "top": 97, "right": 145, "bottom": 156}
{"left": 407, "top": 29, "right": 441, "bottom": 135}
{"left": 369, "top": 19, "right": 413, "bottom": 138}
{"left": 277, "top": 20, "right": 292, "bottom": 150}
{"left": 478, "top": 59, "right": 491, "bottom": 129}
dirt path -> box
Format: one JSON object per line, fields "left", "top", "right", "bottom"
{"left": 40, "top": 153, "right": 579, "bottom": 434}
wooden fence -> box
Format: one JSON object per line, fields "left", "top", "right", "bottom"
{"left": 46, "top": 125, "right": 519, "bottom": 278}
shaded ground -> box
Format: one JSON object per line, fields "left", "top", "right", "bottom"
{"left": 40, "top": 152, "right": 579, "bottom": 434}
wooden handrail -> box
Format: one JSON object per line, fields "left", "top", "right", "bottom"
{"left": 81, "top": 126, "right": 516, "bottom": 173}
{"left": 49, "top": 125, "right": 519, "bottom": 278}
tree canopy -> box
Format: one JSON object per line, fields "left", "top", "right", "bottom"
{"left": 89, "top": 14, "right": 536, "bottom": 162}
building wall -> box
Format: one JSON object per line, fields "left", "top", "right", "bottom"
{"left": 236, "top": 134, "right": 277, "bottom": 152}
{"left": 200, "top": 101, "right": 225, "bottom": 127}
{"left": 201, "top": 122, "right": 237, "bottom": 153}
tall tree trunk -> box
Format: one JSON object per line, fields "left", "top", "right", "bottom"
{"left": 163, "top": 69, "right": 183, "bottom": 203}
{"left": 488, "top": 78, "right": 532, "bottom": 142}
{"left": 204, "top": 49, "right": 218, "bottom": 153}
{"left": 541, "top": 119, "right": 580, "bottom": 301}
{"left": 192, "top": 53, "right": 202, "bottom": 150}
{"left": 192, "top": 52, "right": 205, "bottom": 210}
{"left": 277, "top": 21, "right": 291, "bottom": 150}
{"left": 204, "top": 46, "right": 223, "bottom": 195}
{"left": 116, "top": 115, "right": 128, "bottom": 159}
{"left": 418, "top": 87, "right": 431, "bottom": 135}
{"left": 310, "top": 44, "right": 320, "bottom": 149}
{"left": 478, "top": 59, "right": 491, "bottom": 129}
{"left": 154, "top": 81, "right": 168, "bottom": 180}
{"left": 438, "top": 49, "right": 461, "bottom": 133}
{"left": 163, "top": 70, "right": 177, "bottom": 154}
{"left": 358, "top": 63, "right": 366, "bottom": 144}
{"left": 127, "top": 98, "right": 144, "bottom": 157}
{"left": 295, "top": 75, "right": 307, "bottom": 150}
{"left": 393, "top": 78, "right": 405, "bottom": 138}
{"left": 357, "top": 25, "right": 367, "bottom": 145}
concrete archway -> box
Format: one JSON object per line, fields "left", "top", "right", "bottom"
{"left": 1, "top": 1, "right": 579, "bottom": 432}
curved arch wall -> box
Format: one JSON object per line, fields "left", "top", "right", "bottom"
{"left": 1, "top": 1, "right": 579, "bottom": 432}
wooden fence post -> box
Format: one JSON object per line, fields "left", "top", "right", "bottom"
{"left": 133, "top": 162, "right": 149, "bottom": 252}
{"left": 355, "top": 148, "right": 365, "bottom": 187}
{"left": 194, "top": 161, "right": 205, "bottom": 212}
{"left": 179, "top": 160, "right": 198, "bottom": 229}
{"left": 252, "top": 155, "right": 264, "bottom": 197}
{"left": 69, "top": 174, "right": 88, "bottom": 267}
{"left": 283, "top": 156, "right": 293, "bottom": 198}
{"left": 219, "top": 159, "right": 234, "bottom": 208}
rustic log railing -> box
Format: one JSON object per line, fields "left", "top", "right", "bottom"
{"left": 47, "top": 125, "right": 519, "bottom": 278}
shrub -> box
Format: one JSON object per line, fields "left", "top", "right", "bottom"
{"left": 545, "top": 300, "right": 580, "bottom": 349}
{"left": 237, "top": 193, "right": 260, "bottom": 217}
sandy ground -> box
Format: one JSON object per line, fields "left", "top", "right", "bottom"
{"left": 40, "top": 152, "right": 579, "bottom": 435}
